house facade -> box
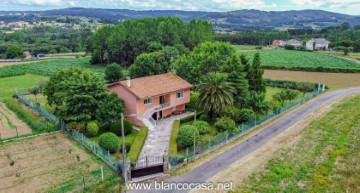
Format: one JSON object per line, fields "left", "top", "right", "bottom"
{"left": 284, "top": 39, "right": 303, "bottom": 48}
{"left": 306, "top": 38, "right": 330, "bottom": 50}
{"left": 108, "top": 72, "right": 192, "bottom": 127}
{"left": 272, "top": 40, "right": 285, "bottom": 47}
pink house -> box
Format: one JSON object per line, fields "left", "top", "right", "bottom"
{"left": 108, "top": 72, "right": 193, "bottom": 127}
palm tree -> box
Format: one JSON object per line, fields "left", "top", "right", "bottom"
{"left": 196, "top": 74, "right": 236, "bottom": 121}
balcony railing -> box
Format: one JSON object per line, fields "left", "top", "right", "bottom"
{"left": 155, "top": 102, "right": 170, "bottom": 110}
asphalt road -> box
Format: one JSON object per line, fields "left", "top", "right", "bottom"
{"left": 129, "top": 87, "right": 360, "bottom": 193}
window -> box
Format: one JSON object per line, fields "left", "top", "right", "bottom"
{"left": 176, "top": 91, "right": 184, "bottom": 99}
{"left": 144, "top": 98, "right": 152, "bottom": 105}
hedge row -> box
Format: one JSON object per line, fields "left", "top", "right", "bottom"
{"left": 169, "top": 120, "right": 180, "bottom": 156}
{"left": 179, "top": 111, "right": 204, "bottom": 124}
{"left": 265, "top": 79, "right": 318, "bottom": 92}
{"left": 128, "top": 126, "right": 148, "bottom": 162}
{"left": 3, "top": 99, "right": 58, "bottom": 134}
{"left": 263, "top": 65, "right": 360, "bottom": 73}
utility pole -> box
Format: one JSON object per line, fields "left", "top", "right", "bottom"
{"left": 121, "top": 113, "right": 127, "bottom": 183}
{"left": 194, "top": 110, "right": 196, "bottom": 156}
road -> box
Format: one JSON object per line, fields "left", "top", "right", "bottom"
{"left": 129, "top": 87, "right": 360, "bottom": 193}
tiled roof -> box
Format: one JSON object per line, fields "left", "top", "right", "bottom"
{"left": 113, "top": 73, "right": 192, "bottom": 99}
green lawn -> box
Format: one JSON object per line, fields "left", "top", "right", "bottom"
{"left": 234, "top": 45, "right": 260, "bottom": 50}
{"left": 0, "top": 74, "right": 49, "bottom": 100}
{"left": 242, "top": 49, "right": 360, "bottom": 71}
{"left": 237, "top": 96, "right": 360, "bottom": 193}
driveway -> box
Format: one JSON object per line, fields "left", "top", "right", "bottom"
{"left": 129, "top": 87, "right": 360, "bottom": 193}
{"left": 138, "top": 112, "right": 194, "bottom": 159}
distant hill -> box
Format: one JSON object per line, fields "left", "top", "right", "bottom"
{"left": 1, "top": 8, "right": 360, "bottom": 31}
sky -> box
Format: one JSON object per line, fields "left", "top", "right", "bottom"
{"left": 1, "top": 0, "right": 360, "bottom": 15}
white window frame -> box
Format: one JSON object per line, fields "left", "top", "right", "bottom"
{"left": 144, "top": 98, "right": 153, "bottom": 105}
{"left": 176, "top": 91, "right": 184, "bottom": 99}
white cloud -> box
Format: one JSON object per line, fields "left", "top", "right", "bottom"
{"left": 292, "top": 0, "right": 360, "bottom": 8}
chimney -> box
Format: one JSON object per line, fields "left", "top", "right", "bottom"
{"left": 171, "top": 69, "right": 177, "bottom": 75}
{"left": 126, "top": 77, "right": 131, "bottom": 87}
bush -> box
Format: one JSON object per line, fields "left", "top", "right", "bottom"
{"left": 179, "top": 111, "right": 204, "bottom": 124}
{"left": 120, "top": 142, "right": 131, "bottom": 153}
{"left": 238, "top": 109, "right": 256, "bottom": 123}
{"left": 192, "top": 120, "right": 211, "bottom": 134}
{"left": 110, "top": 120, "right": 133, "bottom": 136}
{"left": 285, "top": 45, "right": 295, "bottom": 50}
{"left": 86, "top": 122, "right": 99, "bottom": 137}
{"left": 98, "top": 132, "right": 119, "bottom": 153}
{"left": 177, "top": 125, "right": 199, "bottom": 147}
{"left": 214, "top": 117, "right": 236, "bottom": 132}
{"left": 128, "top": 126, "right": 148, "bottom": 162}
{"left": 99, "top": 122, "right": 111, "bottom": 132}
{"left": 199, "top": 112, "right": 210, "bottom": 122}
{"left": 67, "top": 122, "right": 77, "bottom": 130}
{"left": 219, "top": 106, "right": 242, "bottom": 123}
{"left": 169, "top": 120, "right": 180, "bottom": 156}
{"left": 105, "top": 63, "right": 123, "bottom": 83}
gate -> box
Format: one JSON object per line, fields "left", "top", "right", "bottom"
{"left": 131, "top": 156, "right": 164, "bottom": 178}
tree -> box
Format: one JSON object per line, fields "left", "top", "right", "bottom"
{"left": 44, "top": 68, "right": 121, "bottom": 123}
{"left": 4, "top": 45, "right": 23, "bottom": 59}
{"left": 272, "top": 89, "right": 299, "bottom": 106}
{"left": 105, "top": 63, "right": 123, "bottom": 83}
{"left": 129, "top": 51, "right": 170, "bottom": 78}
{"left": 196, "top": 74, "right": 236, "bottom": 121}
{"left": 246, "top": 53, "right": 266, "bottom": 93}
{"left": 95, "top": 93, "right": 125, "bottom": 124}
{"left": 341, "top": 22, "right": 351, "bottom": 31}
{"left": 28, "top": 87, "right": 39, "bottom": 101}
{"left": 221, "top": 55, "right": 249, "bottom": 107}
{"left": 354, "top": 25, "right": 360, "bottom": 30}
{"left": 90, "top": 25, "right": 114, "bottom": 64}
{"left": 245, "top": 91, "right": 270, "bottom": 115}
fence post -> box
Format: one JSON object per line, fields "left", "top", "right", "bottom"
{"left": 255, "top": 116, "right": 257, "bottom": 126}
{"left": 101, "top": 166, "right": 104, "bottom": 181}
{"left": 241, "top": 123, "right": 244, "bottom": 132}
{"left": 186, "top": 148, "right": 189, "bottom": 163}
{"left": 208, "top": 139, "right": 210, "bottom": 149}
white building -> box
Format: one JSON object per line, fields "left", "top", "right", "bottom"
{"left": 306, "top": 38, "right": 330, "bottom": 50}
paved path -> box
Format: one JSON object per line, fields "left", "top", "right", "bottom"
{"left": 138, "top": 112, "right": 194, "bottom": 159}
{"left": 130, "top": 87, "right": 360, "bottom": 193}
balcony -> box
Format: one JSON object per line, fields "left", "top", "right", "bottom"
{"left": 154, "top": 102, "right": 170, "bottom": 110}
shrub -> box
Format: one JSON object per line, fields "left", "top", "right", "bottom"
{"left": 67, "top": 122, "right": 77, "bottom": 130}
{"left": 169, "top": 120, "right": 180, "bottom": 156}
{"left": 219, "top": 106, "right": 242, "bottom": 123}
{"left": 199, "top": 112, "right": 210, "bottom": 122}
{"left": 98, "top": 132, "right": 119, "bottom": 153}
{"left": 110, "top": 120, "right": 133, "bottom": 136}
{"left": 86, "top": 122, "right": 99, "bottom": 137}
{"left": 177, "top": 125, "right": 199, "bottom": 147}
{"left": 192, "top": 120, "right": 211, "bottom": 134}
{"left": 214, "top": 117, "right": 236, "bottom": 132}
{"left": 99, "top": 122, "right": 111, "bottom": 132}
{"left": 105, "top": 63, "right": 123, "bottom": 83}
{"left": 120, "top": 142, "right": 131, "bottom": 153}
{"left": 238, "top": 109, "right": 256, "bottom": 123}
{"left": 179, "top": 111, "right": 204, "bottom": 124}
{"left": 128, "top": 126, "right": 148, "bottom": 162}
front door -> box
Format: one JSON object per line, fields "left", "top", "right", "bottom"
{"left": 159, "top": 111, "right": 163, "bottom": 119}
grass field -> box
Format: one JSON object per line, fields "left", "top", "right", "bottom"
{"left": 0, "top": 74, "right": 48, "bottom": 100}
{"left": 0, "top": 58, "right": 105, "bottom": 79}
{"left": 0, "top": 102, "right": 32, "bottom": 139}
{"left": 264, "top": 70, "right": 360, "bottom": 89}
{"left": 0, "top": 132, "right": 121, "bottom": 192}
{"left": 317, "top": 50, "right": 360, "bottom": 60}
{"left": 242, "top": 49, "right": 360, "bottom": 71}
{"left": 236, "top": 96, "right": 360, "bottom": 193}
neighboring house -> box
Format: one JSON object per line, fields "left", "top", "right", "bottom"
{"left": 306, "top": 38, "right": 330, "bottom": 50}
{"left": 23, "top": 51, "right": 31, "bottom": 59}
{"left": 272, "top": 40, "right": 285, "bottom": 47}
{"left": 284, "top": 39, "right": 303, "bottom": 48}
{"left": 108, "top": 71, "right": 192, "bottom": 127}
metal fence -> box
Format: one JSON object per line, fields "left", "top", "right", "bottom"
{"left": 169, "top": 86, "right": 325, "bottom": 168}
{"left": 15, "top": 90, "right": 122, "bottom": 174}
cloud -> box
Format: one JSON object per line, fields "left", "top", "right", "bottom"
{"left": 2, "top": 0, "right": 277, "bottom": 11}
{"left": 292, "top": 0, "right": 360, "bottom": 8}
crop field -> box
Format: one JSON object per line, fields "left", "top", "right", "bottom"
{"left": 264, "top": 70, "right": 360, "bottom": 89}
{"left": 0, "top": 58, "right": 105, "bottom": 79}
{"left": 0, "top": 74, "right": 49, "bottom": 100}
{"left": 0, "top": 132, "right": 121, "bottom": 193}
{"left": 0, "top": 102, "right": 32, "bottom": 139}
{"left": 236, "top": 96, "right": 360, "bottom": 193}
{"left": 242, "top": 49, "right": 360, "bottom": 71}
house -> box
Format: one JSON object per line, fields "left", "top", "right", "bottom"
{"left": 272, "top": 40, "right": 285, "bottom": 47}
{"left": 23, "top": 51, "right": 31, "bottom": 59}
{"left": 284, "top": 39, "right": 303, "bottom": 48}
{"left": 108, "top": 71, "right": 192, "bottom": 127}
{"left": 306, "top": 38, "right": 330, "bottom": 50}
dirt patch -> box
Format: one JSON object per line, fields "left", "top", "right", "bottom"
{"left": 0, "top": 132, "right": 105, "bottom": 193}
{"left": 189, "top": 95, "right": 355, "bottom": 193}
{"left": 264, "top": 70, "right": 360, "bottom": 89}
{"left": 0, "top": 102, "right": 32, "bottom": 139}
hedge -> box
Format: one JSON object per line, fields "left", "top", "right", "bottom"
{"left": 3, "top": 99, "right": 58, "bottom": 134}
{"left": 128, "top": 126, "right": 148, "bottom": 162}
{"left": 169, "top": 120, "right": 180, "bottom": 156}
{"left": 263, "top": 65, "right": 360, "bottom": 73}
{"left": 179, "top": 111, "right": 204, "bottom": 124}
